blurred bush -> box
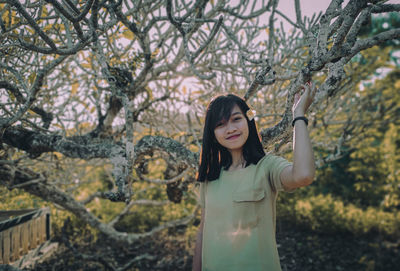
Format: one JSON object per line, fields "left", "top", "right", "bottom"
{"left": 278, "top": 193, "right": 400, "bottom": 240}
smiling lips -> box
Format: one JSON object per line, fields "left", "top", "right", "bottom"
{"left": 226, "top": 134, "right": 240, "bottom": 140}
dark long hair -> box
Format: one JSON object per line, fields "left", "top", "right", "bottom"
{"left": 196, "top": 94, "right": 265, "bottom": 182}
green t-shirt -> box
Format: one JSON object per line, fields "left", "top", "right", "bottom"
{"left": 199, "top": 154, "right": 293, "bottom": 271}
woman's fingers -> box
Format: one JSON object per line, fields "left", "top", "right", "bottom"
{"left": 294, "top": 92, "right": 300, "bottom": 103}
{"left": 303, "top": 82, "right": 316, "bottom": 98}
{"left": 293, "top": 81, "right": 317, "bottom": 114}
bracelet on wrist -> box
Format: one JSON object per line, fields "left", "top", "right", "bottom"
{"left": 292, "top": 116, "right": 308, "bottom": 127}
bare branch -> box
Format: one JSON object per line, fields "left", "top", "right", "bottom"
{"left": 9, "top": 0, "right": 57, "bottom": 50}
{"left": 350, "top": 28, "right": 400, "bottom": 57}
{"left": 371, "top": 3, "right": 400, "bottom": 13}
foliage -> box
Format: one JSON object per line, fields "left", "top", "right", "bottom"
{"left": 278, "top": 193, "right": 400, "bottom": 240}
{"left": 309, "top": 67, "right": 400, "bottom": 210}
{"left": 359, "top": 12, "right": 400, "bottom": 49}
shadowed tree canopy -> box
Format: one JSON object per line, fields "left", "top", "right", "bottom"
{"left": 1, "top": 0, "right": 400, "bottom": 256}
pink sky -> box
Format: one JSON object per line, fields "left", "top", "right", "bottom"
{"left": 278, "top": 0, "right": 398, "bottom": 23}
{"left": 278, "top": 0, "right": 332, "bottom": 20}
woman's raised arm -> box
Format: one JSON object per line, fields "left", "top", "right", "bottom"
{"left": 280, "top": 82, "right": 317, "bottom": 189}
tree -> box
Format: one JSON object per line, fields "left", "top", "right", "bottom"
{"left": 1, "top": 0, "right": 399, "bottom": 266}
{"left": 303, "top": 12, "right": 400, "bottom": 209}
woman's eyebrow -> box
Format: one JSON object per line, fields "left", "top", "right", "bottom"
{"left": 230, "top": 111, "right": 242, "bottom": 117}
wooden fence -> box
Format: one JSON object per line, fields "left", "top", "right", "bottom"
{"left": 0, "top": 208, "right": 50, "bottom": 264}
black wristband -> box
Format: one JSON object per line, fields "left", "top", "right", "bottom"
{"left": 292, "top": 116, "right": 308, "bottom": 127}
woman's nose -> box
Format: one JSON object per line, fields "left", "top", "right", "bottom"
{"left": 226, "top": 122, "right": 237, "bottom": 133}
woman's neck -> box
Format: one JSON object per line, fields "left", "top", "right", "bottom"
{"left": 229, "top": 149, "right": 246, "bottom": 170}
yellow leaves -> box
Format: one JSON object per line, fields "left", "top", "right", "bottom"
{"left": 122, "top": 27, "right": 135, "bottom": 40}
{"left": 52, "top": 123, "right": 63, "bottom": 129}
{"left": 122, "top": 30, "right": 134, "bottom": 40}
{"left": 81, "top": 63, "right": 91, "bottom": 69}
{"left": 147, "top": 158, "right": 167, "bottom": 179}
{"left": 44, "top": 24, "right": 53, "bottom": 32}
{"left": 41, "top": 5, "right": 49, "bottom": 18}
{"left": 173, "top": 131, "right": 187, "bottom": 138}
{"left": 148, "top": 88, "right": 154, "bottom": 100}
{"left": 265, "top": 28, "right": 269, "bottom": 35}
{"left": 1, "top": 6, "right": 8, "bottom": 25}
{"left": 55, "top": 23, "right": 65, "bottom": 31}
{"left": 78, "top": 122, "right": 92, "bottom": 130}
{"left": 71, "top": 82, "right": 79, "bottom": 95}
{"left": 301, "top": 50, "right": 309, "bottom": 57}
{"left": 1, "top": 8, "right": 17, "bottom": 27}
{"left": 28, "top": 72, "right": 36, "bottom": 84}
{"left": 80, "top": 54, "right": 94, "bottom": 69}
{"left": 188, "top": 144, "right": 199, "bottom": 153}
{"left": 53, "top": 152, "right": 63, "bottom": 159}
{"left": 26, "top": 27, "right": 36, "bottom": 35}
{"left": 28, "top": 109, "right": 38, "bottom": 116}
{"left": 151, "top": 48, "right": 160, "bottom": 59}
{"left": 43, "top": 23, "right": 65, "bottom": 33}
{"left": 5, "top": 89, "right": 17, "bottom": 101}
{"left": 109, "top": 57, "right": 121, "bottom": 66}
{"left": 191, "top": 90, "right": 203, "bottom": 95}
{"left": 182, "top": 85, "right": 187, "bottom": 95}
{"left": 394, "top": 80, "right": 400, "bottom": 89}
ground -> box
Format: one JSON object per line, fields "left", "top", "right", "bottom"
{"left": 13, "top": 219, "right": 399, "bottom": 271}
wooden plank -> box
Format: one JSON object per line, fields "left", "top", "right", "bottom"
{"left": 27, "top": 220, "right": 32, "bottom": 250}
{"left": 33, "top": 218, "right": 39, "bottom": 248}
{"left": 41, "top": 215, "right": 47, "bottom": 242}
{"left": 0, "top": 210, "right": 36, "bottom": 217}
{"left": 16, "top": 224, "right": 22, "bottom": 258}
{"left": 11, "top": 225, "right": 20, "bottom": 261}
{"left": 0, "top": 208, "right": 52, "bottom": 264}
{"left": 31, "top": 218, "right": 37, "bottom": 250}
{"left": 3, "top": 228, "right": 11, "bottom": 264}
{"left": 35, "top": 218, "right": 41, "bottom": 246}
{"left": 0, "top": 209, "right": 37, "bottom": 232}
{"left": 0, "top": 230, "right": 3, "bottom": 264}
{"left": 10, "top": 227, "right": 15, "bottom": 261}
{"left": 17, "top": 224, "right": 23, "bottom": 258}
{"left": 36, "top": 218, "right": 41, "bottom": 245}
{"left": 38, "top": 216, "right": 43, "bottom": 243}
{"left": 21, "top": 222, "right": 29, "bottom": 254}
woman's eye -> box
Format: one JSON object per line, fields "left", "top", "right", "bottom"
{"left": 234, "top": 117, "right": 242, "bottom": 121}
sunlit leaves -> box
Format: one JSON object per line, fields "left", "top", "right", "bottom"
{"left": 1, "top": 5, "right": 17, "bottom": 28}
{"left": 71, "top": 82, "right": 79, "bottom": 95}
{"left": 28, "top": 72, "right": 36, "bottom": 84}
{"left": 122, "top": 26, "right": 135, "bottom": 40}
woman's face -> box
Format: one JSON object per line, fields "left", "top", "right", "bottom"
{"left": 214, "top": 104, "right": 249, "bottom": 153}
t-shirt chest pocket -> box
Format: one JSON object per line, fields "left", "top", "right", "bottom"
{"left": 232, "top": 187, "right": 266, "bottom": 229}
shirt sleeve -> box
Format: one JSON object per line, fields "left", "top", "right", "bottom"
{"left": 263, "top": 154, "right": 294, "bottom": 192}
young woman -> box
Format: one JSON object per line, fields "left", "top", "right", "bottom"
{"left": 193, "top": 82, "right": 317, "bottom": 271}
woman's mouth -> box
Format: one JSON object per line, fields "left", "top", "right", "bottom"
{"left": 226, "top": 134, "right": 240, "bottom": 140}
